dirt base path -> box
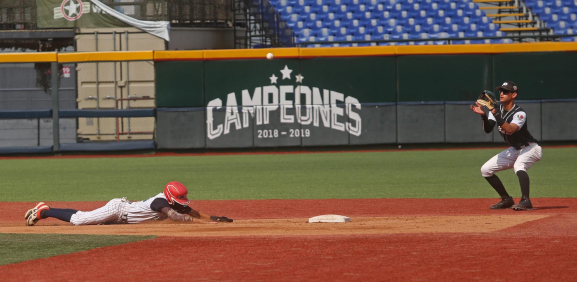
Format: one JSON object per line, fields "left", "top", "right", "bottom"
{"left": 0, "top": 215, "right": 549, "bottom": 237}
{"left": 1, "top": 198, "right": 576, "bottom": 282}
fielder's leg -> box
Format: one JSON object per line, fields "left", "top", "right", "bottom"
{"left": 511, "top": 143, "right": 542, "bottom": 211}
{"left": 481, "top": 147, "right": 519, "bottom": 209}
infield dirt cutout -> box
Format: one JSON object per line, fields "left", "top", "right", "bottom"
{"left": 0, "top": 215, "right": 549, "bottom": 237}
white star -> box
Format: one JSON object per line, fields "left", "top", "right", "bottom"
{"left": 280, "top": 65, "right": 292, "bottom": 80}
{"left": 269, "top": 74, "right": 278, "bottom": 84}
{"left": 295, "top": 74, "right": 304, "bottom": 83}
{"left": 64, "top": 0, "right": 80, "bottom": 17}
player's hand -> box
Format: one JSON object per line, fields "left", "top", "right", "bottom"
{"left": 470, "top": 102, "right": 485, "bottom": 115}
{"left": 210, "top": 216, "right": 233, "bottom": 223}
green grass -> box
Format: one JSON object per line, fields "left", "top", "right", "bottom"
{"left": 0, "top": 234, "right": 155, "bottom": 265}
{"left": 0, "top": 147, "right": 575, "bottom": 201}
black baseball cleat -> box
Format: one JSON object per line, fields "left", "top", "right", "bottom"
{"left": 490, "top": 196, "right": 514, "bottom": 209}
{"left": 512, "top": 197, "right": 533, "bottom": 211}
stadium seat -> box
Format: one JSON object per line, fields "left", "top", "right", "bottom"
{"left": 485, "top": 23, "right": 499, "bottom": 33}
{"left": 550, "top": 0, "right": 563, "bottom": 14}
{"left": 408, "top": 3, "right": 421, "bottom": 18}
{"left": 553, "top": 21, "right": 570, "bottom": 34}
{"left": 559, "top": 7, "right": 572, "bottom": 22}
{"left": 440, "top": 17, "right": 453, "bottom": 31}
{"left": 378, "top": 11, "right": 394, "bottom": 22}
{"left": 409, "top": 24, "right": 423, "bottom": 35}
{"left": 462, "top": 2, "right": 478, "bottom": 17}
{"left": 445, "top": 2, "right": 459, "bottom": 18}
{"left": 446, "top": 24, "right": 461, "bottom": 38}
{"left": 425, "top": 24, "right": 442, "bottom": 34}
{"left": 415, "top": 10, "right": 428, "bottom": 24}
{"left": 548, "top": 14, "right": 561, "bottom": 26}
{"left": 360, "top": 11, "right": 373, "bottom": 22}
{"left": 381, "top": 18, "right": 396, "bottom": 33}
{"left": 453, "top": 9, "right": 466, "bottom": 20}
{"left": 340, "top": 12, "right": 354, "bottom": 27}
{"left": 532, "top": 2, "right": 548, "bottom": 18}
{"left": 465, "top": 24, "right": 480, "bottom": 37}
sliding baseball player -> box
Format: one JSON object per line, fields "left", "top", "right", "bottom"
{"left": 25, "top": 181, "right": 233, "bottom": 226}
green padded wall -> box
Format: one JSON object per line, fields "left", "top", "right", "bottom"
{"left": 397, "top": 55, "right": 492, "bottom": 102}
{"left": 299, "top": 57, "right": 397, "bottom": 103}
{"left": 155, "top": 61, "right": 204, "bottom": 107}
{"left": 493, "top": 52, "right": 577, "bottom": 100}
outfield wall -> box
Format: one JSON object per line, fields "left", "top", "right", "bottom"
{"left": 154, "top": 43, "right": 577, "bottom": 149}
{"left": 1, "top": 43, "right": 577, "bottom": 153}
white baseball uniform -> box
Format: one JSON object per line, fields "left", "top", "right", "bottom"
{"left": 70, "top": 193, "right": 171, "bottom": 225}
{"left": 480, "top": 104, "right": 542, "bottom": 177}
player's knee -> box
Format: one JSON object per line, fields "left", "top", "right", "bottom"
{"left": 481, "top": 165, "right": 493, "bottom": 178}
{"left": 514, "top": 163, "right": 527, "bottom": 173}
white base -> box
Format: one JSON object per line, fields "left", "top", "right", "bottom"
{"left": 308, "top": 214, "right": 351, "bottom": 223}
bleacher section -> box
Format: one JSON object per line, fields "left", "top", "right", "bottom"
{"left": 269, "top": 0, "right": 513, "bottom": 46}
{"left": 525, "top": 0, "right": 577, "bottom": 41}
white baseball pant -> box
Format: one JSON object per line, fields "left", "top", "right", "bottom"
{"left": 481, "top": 142, "right": 542, "bottom": 177}
{"left": 70, "top": 198, "right": 131, "bottom": 225}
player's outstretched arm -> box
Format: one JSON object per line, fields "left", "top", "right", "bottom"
{"left": 160, "top": 207, "right": 194, "bottom": 222}
{"left": 188, "top": 209, "right": 233, "bottom": 223}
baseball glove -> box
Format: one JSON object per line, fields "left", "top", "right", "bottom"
{"left": 210, "top": 216, "right": 233, "bottom": 223}
{"left": 476, "top": 90, "right": 498, "bottom": 111}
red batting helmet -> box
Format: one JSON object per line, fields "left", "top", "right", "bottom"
{"left": 164, "top": 181, "right": 190, "bottom": 206}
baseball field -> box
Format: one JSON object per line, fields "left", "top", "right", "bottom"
{"left": 1, "top": 146, "right": 576, "bottom": 281}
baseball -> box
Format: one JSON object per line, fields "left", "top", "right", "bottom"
{"left": 398, "top": 145, "right": 402, "bottom": 149}
{"left": 266, "top": 53, "right": 274, "bottom": 60}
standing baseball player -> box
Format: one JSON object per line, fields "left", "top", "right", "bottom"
{"left": 470, "top": 81, "right": 542, "bottom": 210}
{"left": 24, "top": 181, "right": 233, "bottom": 226}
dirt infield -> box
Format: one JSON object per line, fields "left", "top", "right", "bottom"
{"left": 1, "top": 198, "right": 577, "bottom": 281}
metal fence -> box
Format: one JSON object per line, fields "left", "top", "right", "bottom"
{"left": 0, "top": 58, "right": 156, "bottom": 153}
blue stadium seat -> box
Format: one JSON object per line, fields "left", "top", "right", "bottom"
{"left": 531, "top": 1, "right": 548, "bottom": 17}
{"left": 329, "top": 19, "right": 343, "bottom": 31}
{"left": 558, "top": 7, "right": 572, "bottom": 21}
{"left": 465, "top": 24, "right": 483, "bottom": 38}
{"left": 460, "top": 16, "right": 472, "bottom": 26}
{"left": 440, "top": 17, "right": 453, "bottom": 31}
{"left": 396, "top": 11, "right": 411, "bottom": 26}
{"left": 383, "top": 19, "right": 398, "bottom": 33}
{"left": 414, "top": 10, "right": 428, "bottom": 24}
{"left": 409, "top": 24, "right": 424, "bottom": 35}
{"left": 445, "top": 2, "right": 459, "bottom": 18}
{"left": 462, "top": 2, "right": 478, "bottom": 17}
{"left": 435, "top": 0, "right": 452, "bottom": 10}
{"left": 406, "top": 18, "right": 417, "bottom": 28}
{"left": 350, "top": 19, "right": 363, "bottom": 28}
{"left": 359, "top": 11, "right": 373, "bottom": 22}
{"left": 306, "top": 20, "right": 325, "bottom": 29}
{"left": 553, "top": 21, "right": 570, "bottom": 34}
{"left": 455, "top": 0, "right": 472, "bottom": 9}
{"left": 548, "top": 14, "right": 561, "bottom": 26}
{"left": 340, "top": 12, "right": 355, "bottom": 27}
{"left": 433, "top": 10, "right": 447, "bottom": 23}
{"left": 425, "top": 24, "right": 443, "bottom": 34}
{"left": 407, "top": 3, "right": 422, "bottom": 18}
{"left": 378, "top": 11, "right": 394, "bottom": 22}
{"left": 316, "top": 27, "right": 331, "bottom": 39}
{"left": 315, "top": 4, "right": 330, "bottom": 14}
{"left": 446, "top": 24, "right": 461, "bottom": 38}
{"left": 550, "top": 0, "right": 564, "bottom": 14}
{"left": 453, "top": 9, "right": 466, "bottom": 19}
{"left": 426, "top": 2, "right": 440, "bottom": 15}
{"left": 485, "top": 23, "right": 499, "bottom": 33}
{"left": 373, "top": 3, "right": 386, "bottom": 13}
